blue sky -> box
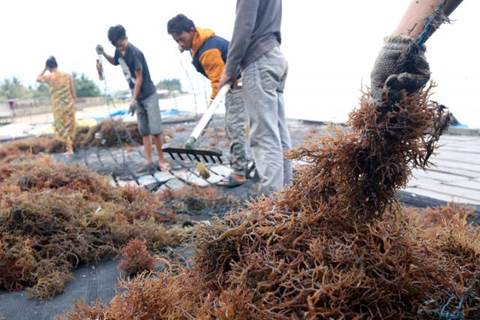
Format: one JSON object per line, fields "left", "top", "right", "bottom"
{"left": 1, "top": 0, "right": 479, "bottom": 127}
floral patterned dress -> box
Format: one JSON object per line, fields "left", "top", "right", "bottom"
{"left": 39, "top": 71, "right": 76, "bottom": 146}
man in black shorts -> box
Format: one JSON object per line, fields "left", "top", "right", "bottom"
{"left": 97, "top": 25, "right": 169, "bottom": 173}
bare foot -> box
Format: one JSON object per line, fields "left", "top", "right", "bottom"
{"left": 158, "top": 161, "right": 171, "bottom": 172}
{"left": 66, "top": 145, "right": 74, "bottom": 155}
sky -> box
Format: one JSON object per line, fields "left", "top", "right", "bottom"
{"left": 1, "top": 0, "right": 479, "bottom": 128}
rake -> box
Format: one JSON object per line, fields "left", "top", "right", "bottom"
{"left": 163, "top": 85, "right": 230, "bottom": 165}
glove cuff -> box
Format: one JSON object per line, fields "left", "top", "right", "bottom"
{"left": 383, "top": 35, "right": 426, "bottom": 52}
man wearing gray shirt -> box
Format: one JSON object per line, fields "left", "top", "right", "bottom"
{"left": 219, "top": 0, "right": 292, "bottom": 194}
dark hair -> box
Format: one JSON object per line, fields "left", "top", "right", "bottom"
{"left": 167, "top": 14, "right": 195, "bottom": 35}
{"left": 108, "top": 25, "right": 127, "bottom": 45}
{"left": 46, "top": 56, "right": 58, "bottom": 69}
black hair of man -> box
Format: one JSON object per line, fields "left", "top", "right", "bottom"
{"left": 167, "top": 14, "right": 195, "bottom": 35}
{"left": 108, "top": 25, "right": 127, "bottom": 46}
{"left": 46, "top": 56, "right": 58, "bottom": 69}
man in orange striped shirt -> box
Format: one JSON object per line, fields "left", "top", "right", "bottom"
{"left": 168, "top": 14, "right": 250, "bottom": 187}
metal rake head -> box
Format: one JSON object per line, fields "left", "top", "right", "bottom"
{"left": 162, "top": 147, "right": 223, "bottom": 164}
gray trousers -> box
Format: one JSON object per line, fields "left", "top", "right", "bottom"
{"left": 225, "top": 88, "right": 249, "bottom": 175}
{"left": 242, "top": 46, "right": 292, "bottom": 193}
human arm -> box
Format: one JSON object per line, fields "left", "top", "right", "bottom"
{"left": 128, "top": 70, "right": 143, "bottom": 116}
{"left": 393, "top": 0, "right": 463, "bottom": 40}
{"left": 370, "top": 0, "right": 463, "bottom": 101}
{"left": 36, "top": 66, "right": 49, "bottom": 83}
{"left": 127, "top": 51, "right": 145, "bottom": 116}
{"left": 224, "top": 0, "right": 260, "bottom": 79}
{"left": 69, "top": 75, "right": 76, "bottom": 102}
{"left": 96, "top": 45, "right": 118, "bottom": 65}
{"left": 199, "top": 49, "right": 226, "bottom": 100}
{"left": 127, "top": 68, "right": 144, "bottom": 116}
{"left": 132, "top": 69, "right": 143, "bottom": 102}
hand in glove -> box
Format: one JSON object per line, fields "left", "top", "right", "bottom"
{"left": 370, "top": 35, "right": 430, "bottom": 103}
{"left": 96, "top": 44, "right": 104, "bottom": 55}
{"left": 129, "top": 100, "right": 139, "bottom": 116}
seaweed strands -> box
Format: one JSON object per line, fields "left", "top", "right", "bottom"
{"left": 0, "top": 156, "right": 238, "bottom": 300}
{"left": 0, "top": 157, "right": 182, "bottom": 299}
{"left": 61, "top": 87, "right": 480, "bottom": 319}
{"left": 0, "top": 120, "right": 143, "bottom": 160}
{"left": 0, "top": 136, "right": 67, "bottom": 159}
{"left": 159, "top": 185, "right": 240, "bottom": 216}
{"left": 60, "top": 206, "right": 480, "bottom": 320}
{"left": 118, "top": 239, "right": 156, "bottom": 278}
{"left": 75, "top": 120, "right": 142, "bottom": 149}
{"left": 285, "top": 86, "right": 449, "bottom": 220}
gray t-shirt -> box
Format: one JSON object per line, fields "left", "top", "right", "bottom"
{"left": 114, "top": 43, "right": 156, "bottom": 101}
{"left": 226, "top": 0, "right": 282, "bottom": 76}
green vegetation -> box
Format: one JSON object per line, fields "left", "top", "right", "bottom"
{"left": 157, "top": 78, "right": 182, "bottom": 93}
{"left": 0, "top": 77, "right": 48, "bottom": 101}
{"left": 0, "top": 73, "right": 101, "bottom": 102}
{"left": 72, "top": 73, "right": 101, "bottom": 98}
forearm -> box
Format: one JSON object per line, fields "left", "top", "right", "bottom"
{"left": 36, "top": 68, "right": 47, "bottom": 82}
{"left": 200, "top": 51, "right": 225, "bottom": 99}
{"left": 210, "top": 80, "right": 220, "bottom": 100}
{"left": 132, "top": 72, "right": 143, "bottom": 101}
{"left": 393, "top": 0, "right": 463, "bottom": 39}
{"left": 103, "top": 52, "right": 116, "bottom": 65}
{"left": 70, "top": 79, "right": 76, "bottom": 100}
{"left": 225, "top": 0, "right": 259, "bottom": 76}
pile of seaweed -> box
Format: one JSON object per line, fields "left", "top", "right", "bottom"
{"left": 62, "top": 88, "right": 480, "bottom": 319}
{"left": 0, "top": 156, "right": 195, "bottom": 299}
{"left": 0, "top": 136, "right": 67, "bottom": 157}
{"left": 0, "top": 152, "right": 239, "bottom": 300}
{"left": 159, "top": 186, "right": 240, "bottom": 218}
{"left": 75, "top": 120, "right": 142, "bottom": 148}
{"left": 0, "top": 120, "right": 142, "bottom": 157}
{"left": 118, "top": 239, "right": 156, "bottom": 278}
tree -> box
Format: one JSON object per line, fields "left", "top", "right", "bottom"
{"left": 0, "top": 77, "right": 29, "bottom": 100}
{"left": 157, "top": 79, "right": 182, "bottom": 92}
{"left": 30, "top": 83, "right": 50, "bottom": 99}
{"left": 0, "top": 73, "right": 101, "bottom": 101}
{"left": 72, "top": 73, "right": 101, "bottom": 98}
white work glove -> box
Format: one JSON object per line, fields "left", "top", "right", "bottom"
{"left": 371, "top": 35, "right": 430, "bottom": 103}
